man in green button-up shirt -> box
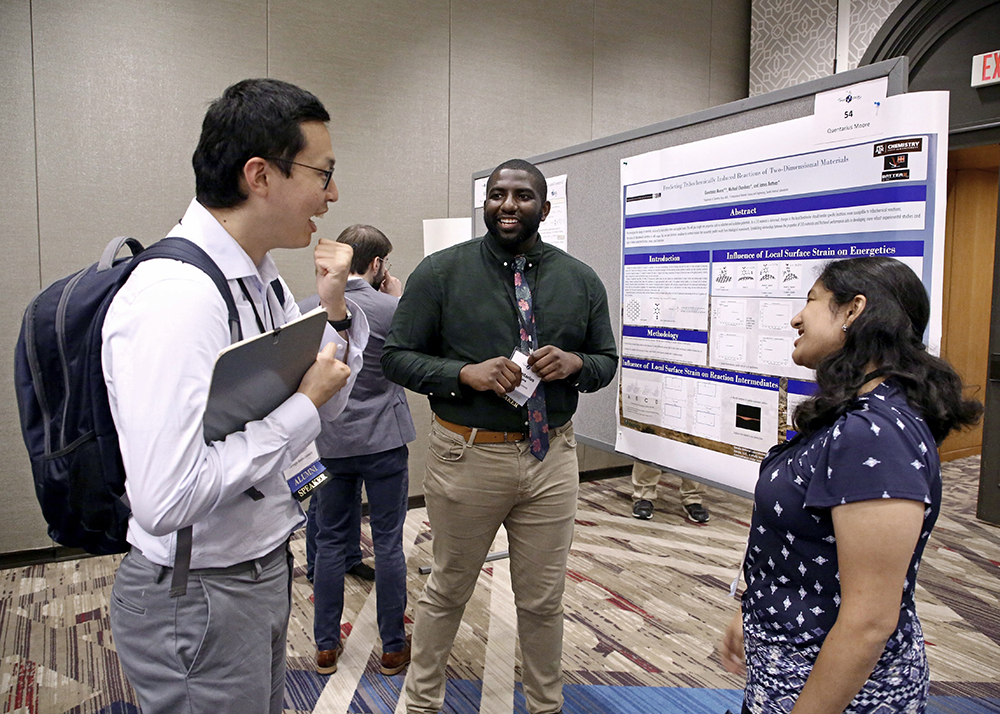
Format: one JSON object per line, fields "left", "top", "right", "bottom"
{"left": 383, "top": 159, "right": 617, "bottom": 714}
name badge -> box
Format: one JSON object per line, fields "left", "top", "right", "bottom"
{"left": 503, "top": 349, "right": 541, "bottom": 407}
{"left": 284, "top": 442, "right": 329, "bottom": 501}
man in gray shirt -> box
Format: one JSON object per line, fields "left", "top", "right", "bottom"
{"left": 301, "top": 224, "right": 416, "bottom": 676}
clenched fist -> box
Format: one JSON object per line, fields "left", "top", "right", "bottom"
{"left": 315, "top": 239, "right": 353, "bottom": 320}
{"left": 528, "top": 345, "right": 583, "bottom": 382}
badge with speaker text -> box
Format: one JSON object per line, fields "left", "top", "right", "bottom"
{"left": 284, "top": 442, "right": 329, "bottom": 501}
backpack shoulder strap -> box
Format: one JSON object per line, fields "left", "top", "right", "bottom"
{"left": 270, "top": 278, "right": 286, "bottom": 309}
{"left": 135, "top": 237, "right": 243, "bottom": 343}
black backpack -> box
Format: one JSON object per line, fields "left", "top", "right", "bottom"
{"left": 14, "top": 236, "right": 242, "bottom": 563}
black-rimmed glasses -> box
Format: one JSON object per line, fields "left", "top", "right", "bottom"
{"left": 263, "top": 157, "right": 334, "bottom": 190}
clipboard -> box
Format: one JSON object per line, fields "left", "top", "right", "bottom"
{"left": 203, "top": 307, "right": 328, "bottom": 443}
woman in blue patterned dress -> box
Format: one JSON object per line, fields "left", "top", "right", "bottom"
{"left": 719, "top": 257, "right": 981, "bottom": 714}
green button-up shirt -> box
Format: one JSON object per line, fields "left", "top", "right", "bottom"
{"left": 383, "top": 233, "right": 618, "bottom": 432}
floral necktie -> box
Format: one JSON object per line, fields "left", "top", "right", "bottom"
{"left": 513, "top": 255, "right": 549, "bottom": 461}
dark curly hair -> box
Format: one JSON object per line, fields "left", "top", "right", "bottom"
{"left": 793, "top": 256, "right": 981, "bottom": 443}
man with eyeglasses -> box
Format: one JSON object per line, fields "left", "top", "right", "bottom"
{"left": 299, "top": 224, "right": 415, "bottom": 677}
{"left": 102, "top": 78, "right": 368, "bottom": 714}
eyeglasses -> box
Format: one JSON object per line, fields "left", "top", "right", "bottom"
{"left": 263, "top": 157, "right": 334, "bottom": 190}
{"left": 378, "top": 256, "right": 391, "bottom": 272}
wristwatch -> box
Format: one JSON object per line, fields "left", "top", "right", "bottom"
{"left": 328, "top": 307, "right": 353, "bottom": 331}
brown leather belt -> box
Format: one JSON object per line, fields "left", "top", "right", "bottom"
{"left": 434, "top": 415, "right": 525, "bottom": 443}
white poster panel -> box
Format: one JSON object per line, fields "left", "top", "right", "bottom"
{"left": 539, "top": 174, "right": 569, "bottom": 252}
{"left": 616, "top": 91, "right": 949, "bottom": 495}
{"left": 423, "top": 217, "right": 472, "bottom": 256}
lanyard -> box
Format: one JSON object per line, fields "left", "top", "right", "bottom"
{"left": 236, "top": 277, "right": 272, "bottom": 334}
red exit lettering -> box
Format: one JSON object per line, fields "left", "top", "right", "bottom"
{"left": 984, "top": 52, "right": 1000, "bottom": 81}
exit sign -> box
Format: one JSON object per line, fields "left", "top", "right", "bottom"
{"left": 972, "top": 50, "right": 1000, "bottom": 87}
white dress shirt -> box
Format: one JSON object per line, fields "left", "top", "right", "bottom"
{"left": 102, "top": 198, "right": 367, "bottom": 568}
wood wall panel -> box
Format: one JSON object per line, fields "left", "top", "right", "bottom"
{"left": 940, "top": 146, "right": 999, "bottom": 461}
{"left": 710, "top": 0, "right": 753, "bottom": 107}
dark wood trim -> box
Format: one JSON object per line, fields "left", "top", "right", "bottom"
{"left": 977, "top": 178, "right": 1000, "bottom": 526}
{"left": 1, "top": 466, "right": 634, "bottom": 570}
{"left": 941, "top": 444, "right": 983, "bottom": 461}
{"left": 0, "top": 545, "right": 95, "bottom": 571}
{"left": 579, "top": 464, "right": 632, "bottom": 484}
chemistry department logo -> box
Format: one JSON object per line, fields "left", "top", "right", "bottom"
{"left": 874, "top": 138, "right": 922, "bottom": 157}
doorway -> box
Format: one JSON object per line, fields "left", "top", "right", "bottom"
{"left": 940, "top": 144, "right": 999, "bottom": 461}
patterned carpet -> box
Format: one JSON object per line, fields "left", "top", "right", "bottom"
{"left": 1, "top": 456, "right": 999, "bottom": 713}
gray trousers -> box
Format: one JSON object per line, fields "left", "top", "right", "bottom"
{"left": 110, "top": 542, "right": 292, "bottom": 714}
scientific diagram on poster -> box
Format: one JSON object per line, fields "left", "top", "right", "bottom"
{"left": 616, "top": 85, "right": 949, "bottom": 494}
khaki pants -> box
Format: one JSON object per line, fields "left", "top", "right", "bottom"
{"left": 630, "top": 461, "right": 705, "bottom": 507}
{"left": 405, "top": 420, "right": 579, "bottom": 714}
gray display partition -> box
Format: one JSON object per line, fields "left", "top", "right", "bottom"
{"left": 473, "top": 58, "right": 910, "bottom": 482}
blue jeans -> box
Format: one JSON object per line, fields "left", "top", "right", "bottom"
{"left": 313, "top": 445, "right": 409, "bottom": 653}
{"left": 306, "top": 483, "right": 364, "bottom": 581}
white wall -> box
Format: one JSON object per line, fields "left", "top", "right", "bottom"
{"left": 0, "top": 0, "right": 750, "bottom": 554}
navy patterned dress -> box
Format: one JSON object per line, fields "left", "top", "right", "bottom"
{"left": 742, "top": 380, "right": 940, "bottom": 713}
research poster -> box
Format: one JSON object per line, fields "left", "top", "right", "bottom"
{"left": 615, "top": 87, "right": 949, "bottom": 495}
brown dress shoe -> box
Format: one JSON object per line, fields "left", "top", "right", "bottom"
{"left": 380, "top": 635, "right": 411, "bottom": 675}
{"left": 316, "top": 642, "right": 344, "bottom": 675}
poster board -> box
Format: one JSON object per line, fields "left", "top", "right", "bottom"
{"left": 472, "top": 59, "right": 915, "bottom": 496}
{"left": 617, "top": 87, "right": 948, "bottom": 495}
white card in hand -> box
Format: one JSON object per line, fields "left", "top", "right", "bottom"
{"left": 505, "top": 349, "right": 540, "bottom": 407}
